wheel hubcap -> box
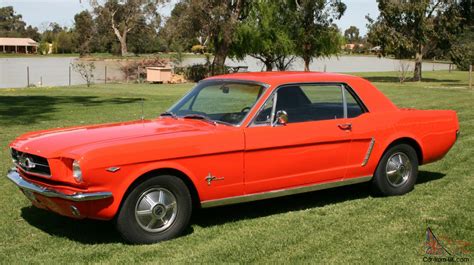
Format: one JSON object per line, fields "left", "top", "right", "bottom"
{"left": 135, "top": 188, "right": 177, "bottom": 232}
{"left": 386, "top": 152, "right": 412, "bottom": 187}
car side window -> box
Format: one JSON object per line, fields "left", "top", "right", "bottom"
{"left": 275, "top": 84, "right": 344, "bottom": 123}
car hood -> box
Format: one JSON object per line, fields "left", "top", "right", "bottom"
{"left": 10, "top": 118, "right": 213, "bottom": 158}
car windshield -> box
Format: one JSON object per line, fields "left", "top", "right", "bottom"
{"left": 168, "top": 80, "right": 266, "bottom": 126}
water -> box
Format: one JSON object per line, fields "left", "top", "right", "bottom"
{"left": 0, "top": 56, "right": 451, "bottom": 88}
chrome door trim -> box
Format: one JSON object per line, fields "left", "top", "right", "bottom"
{"left": 361, "top": 137, "right": 376, "bottom": 166}
{"left": 201, "top": 175, "right": 372, "bottom": 208}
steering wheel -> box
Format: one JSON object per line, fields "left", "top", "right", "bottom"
{"left": 240, "top": 106, "right": 251, "bottom": 113}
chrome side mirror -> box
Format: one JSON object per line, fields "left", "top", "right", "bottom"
{"left": 273, "top": 110, "right": 288, "bottom": 126}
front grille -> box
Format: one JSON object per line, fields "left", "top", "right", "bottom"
{"left": 11, "top": 148, "right": 51, "bottom": 177}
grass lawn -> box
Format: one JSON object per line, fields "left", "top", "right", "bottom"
{"left": 0, "top": 71, "right": 472, "bottom": 263}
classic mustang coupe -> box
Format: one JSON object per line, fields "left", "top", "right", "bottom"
{"left": 7, "top": 72, "right": 459, "bottom": 244}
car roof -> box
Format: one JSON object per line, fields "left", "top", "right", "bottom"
{"left": 206, "top": 71, "right": 398, "bottom": 113}
{"left": 205, "top": 71, "right": 361, "bottom": 85}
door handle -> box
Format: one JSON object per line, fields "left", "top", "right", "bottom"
{"left": 338, "top": 123, "right": 352, "bottom": 130}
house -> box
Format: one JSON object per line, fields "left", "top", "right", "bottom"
{"left": 0, "top": 37, "right": 38, "bottom": 54}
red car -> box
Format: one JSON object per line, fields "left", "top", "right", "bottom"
{"left": 8, "top": 72, "right": 459, "bottom": 244}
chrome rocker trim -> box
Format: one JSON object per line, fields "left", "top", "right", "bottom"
{"left": 7, "top": 168, "right": 113, "bottom": 202}
{"left": 201, "top": 175, "right": 372, "bottom": 208}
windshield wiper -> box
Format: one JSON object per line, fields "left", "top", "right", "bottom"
{"left": 160, "top": 111, "right": 178, "bottom": 119}
{"left": 183, "top": 114, "right": 216, "bottom": 125}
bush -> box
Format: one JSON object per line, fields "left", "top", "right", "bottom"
{"left": 184, "top": 64, "right": 210, "bottom": 82}
{"left": 191, "top": 45, "right": 205, "bottom": 54}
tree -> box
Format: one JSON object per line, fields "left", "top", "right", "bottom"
{"left": 449, "top": 0, "right": 473, "bottom": 70}
{"left": 289, "top": 0, "right": 346, "bottom": 71}
{"left": 168, "top": 0, "right": 249, "bottom": 74}
{"left": 56, "top": 31, "right": 74, "bottom": 53}
{"left": 232, "top": 0, "right": 294, "bottom": 71}
{"left": 344, "top": 26, "right": 360, "bottom": 43}
{"left": 367, "top": 0, "right": 463, "bottom": 81}
{"left": 0, "top": 6, "right": 40, "bottom": 40}
{"left": 90, "top": 0, "right": 164, "bottom": 56}
{"left": 74, "top": 11, "right": 96, "bottom": 56}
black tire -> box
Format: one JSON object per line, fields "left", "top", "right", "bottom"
{"left": 371, "top": 144, "right": 419, "bottom": 196}
{"left": 116, "top": 175, "right": 192, "bottom": 244}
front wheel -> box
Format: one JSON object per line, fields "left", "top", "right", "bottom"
{"left": 116, "top": 175, "right": 192, "bottom": 244}
{"left": 371, "top": 144, "right": 419, "bottom": 196}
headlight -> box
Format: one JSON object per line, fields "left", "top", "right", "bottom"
{"left": 72, "top": 160, "right": 83, "bottom": 183}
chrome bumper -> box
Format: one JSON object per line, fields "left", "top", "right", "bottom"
{"left": 7, "top": 168, "right": 113, "bottom": 202}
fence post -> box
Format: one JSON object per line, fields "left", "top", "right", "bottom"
{"left": 69, "top": 66, "right": 71, "bottom": 86}
{"left": 470, "top": 65, "right": 472, "bottom": 90}
{"left": 105, "top": 65, "right": 107, "bottom": 84}
{"left": 26, "top": 66, "right": 29, "bottom": 87}
{"left": 449, "top": 63, "right": 451, "bottom": 73}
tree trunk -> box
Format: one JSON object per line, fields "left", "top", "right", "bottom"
{"left": 118, "top": 32, "right": 128, "bottom": 57}
{"left": 413, "top": 46, "right": 423, "bottom": 81}
{"left": 212, "top": 39, "right": 229, "bottom": 75}
{"left": 304, "top": 57, "right": 310, "bottom": 72}
{"left": 264, "top": 60, "right": 273, "bottom": 71}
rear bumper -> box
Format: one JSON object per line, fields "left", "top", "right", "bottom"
{"left": 7, "top": 168, "right": 112, "bottom": 202}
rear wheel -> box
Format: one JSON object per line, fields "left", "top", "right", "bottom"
{"left": 371, "top": 144, "right": 418, "bottom": 196}
{"left": 116, "top": 175, "right": 192, "bottom": 244}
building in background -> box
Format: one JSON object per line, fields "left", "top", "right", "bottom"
{"left": 0, "top": 37, "right": 38, "bottom": 54}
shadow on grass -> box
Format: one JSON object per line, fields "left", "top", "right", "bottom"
{"left": 364, "top": 76, "right": 460, "bottom": 83}
{"left": 19, "top": 170, "right": 445, "bottom": 244}
{"left": 0, "top": 96, "right": 144, "bottom": 126}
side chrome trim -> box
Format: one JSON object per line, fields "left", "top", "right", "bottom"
{"left": 201, "top": 175, "right": 372, "bottom": 208}
{"left": 7, "top": 168, "right": 113, "bottom": 202}
{"left": 361, "top": 137, "right": 376, "bottom": 166}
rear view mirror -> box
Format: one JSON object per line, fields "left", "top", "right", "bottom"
{"left": 220, "top": 86, "right": 230, "bottom": 94}
{"left": 274, "top": 110, "right": 288, "bottom": 126}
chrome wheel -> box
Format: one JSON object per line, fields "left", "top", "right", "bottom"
{"left": 386, "top": 152, "right": 412, "bottom": 187}
{"left": 135, "top": 188, "right": 177, "bottom": 233}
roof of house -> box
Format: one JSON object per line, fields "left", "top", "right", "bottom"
{"left": 0, "top": 37, "right": 38, "bottom": 46}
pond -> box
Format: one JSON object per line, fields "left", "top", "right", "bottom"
{"left": 0, "top": 56, "right": 451, "bottom": 88}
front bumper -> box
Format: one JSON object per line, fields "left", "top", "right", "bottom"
{"left": 7, "top": 168, "right": 112, "bottom": 202}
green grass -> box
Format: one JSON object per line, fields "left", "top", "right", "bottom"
{"left": 0, "top": 71, "right": 473, "bottom": 263}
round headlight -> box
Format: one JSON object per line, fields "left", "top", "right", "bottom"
{"left": 72, "top": 160, "right": 83, "bottom": 183}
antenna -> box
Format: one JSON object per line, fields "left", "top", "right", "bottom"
{"left": 141, "top": 97, "right": 144, "bottom": 121}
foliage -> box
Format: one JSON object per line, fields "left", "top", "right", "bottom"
{"left": 74, "top": 11, "right": 96, "bottom": 56}
{"left": 191, "top": 45, "right": 205, "bottom": 54}
{"left": 0, "top": 6, "right": 41, "bottom": 41}
{"left": 344, "top": 26, "right": 360, "bottom": 44}
{"left": 71, "top": 62, "right": 96, "bottom": 87}
{"left": 90, "top": 0, "right": 165, "bottom": 57}
{"left": 288, "top": 0, "right": 346, "bottom": 71}
{"left": 183, "top": 64, "right": 210, "bottom": 82}
{"left": 232, "top": 0, "right": 294, "bottom": 71}
{"left": 367, "top": 0, "right": 463, "bottom": 81}
{"left": 449, "top": 0, "right": 473, "bottom": 71}
{"left": 37, "top": 41, "right": 49, "bottom": 55}
{"left": 165, "top": 0, "right": 249, "bottom": 74}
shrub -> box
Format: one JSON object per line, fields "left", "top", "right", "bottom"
{"left": 71, "top": 62, "right": 95, "bottom": 87}
{"left": 184, "top": 64, "right": 210, "bottom": 82}
{"left": 191, "top": 45, "right": 205, "bottom": 54}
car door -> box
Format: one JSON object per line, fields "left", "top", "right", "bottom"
{"left": 243, "top": 83, "right": 353, "bottom": 194}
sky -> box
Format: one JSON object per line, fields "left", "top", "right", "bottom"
{"left": 0, "top": 0, "right": 380, "bottom": 35}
